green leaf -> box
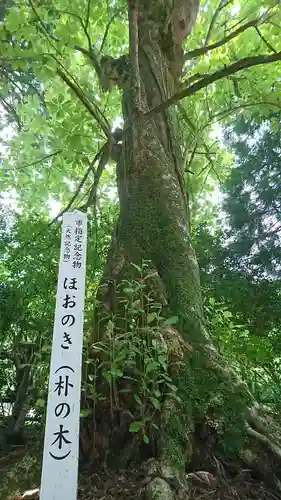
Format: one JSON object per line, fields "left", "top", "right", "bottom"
{"left": 129, "top": 421, "right": 142, "bottom": 433}
{"left": 158, "top": 355, "right": 167, "bottom": 369}
{"left": 131, "top": 263, "right": 142, "bottom": 273}
{"left": 35, "top": 398, "right": 45, "bottom": 408}
{"left": 145, "top": 360, "right": 158, "bottom": 373}
{"left": 143, "top": 434, "right": 150, "bottom": 444}
{"left": 80, "top": 408, "right": 92, "bottom": 417}
{"left": 150, "top": 397, "right": 161, "bottom": 410}
{"left": 147, "top": 312, "right": 157, "bottom": 324}
{"left": 134, "top": 394, "right": 143, "bottom": 406}
{"left": 223, "top": 311, "right": 232, "bottom": 319}
{"left": 5, "top": 8, "right": 22, "bottom": 31}
{"left": 163, "top": 316, "right": 179, "bottom": 326}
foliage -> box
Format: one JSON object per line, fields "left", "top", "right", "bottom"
{"left": 0, "top": 200, "right": 117, "bottom": 444}
{"left": 83, "top": 260, "right": 182, "bottom": 444}
{"left": 223, "top": 115, "right": 281, "bottom": 278}
{"left": 194, "top": 116, "right": 281, "bottom": 416}
{"left": 0, "top": 1, "right": 281, "bottom": 214}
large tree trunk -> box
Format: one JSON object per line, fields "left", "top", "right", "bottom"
{"left": 83, "top": 1, "right": 281, "bottom": 497}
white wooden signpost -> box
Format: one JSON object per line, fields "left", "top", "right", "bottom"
{"left": 40, "top": 210, "right": 87, "bottom": 500}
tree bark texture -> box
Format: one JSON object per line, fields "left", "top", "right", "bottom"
{"left": 101, "top": 0, "right": 203, "bottom": 343}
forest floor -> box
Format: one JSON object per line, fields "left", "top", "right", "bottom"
{"left": 77, "top": 466, "right": 281, "bottom": 500}
{"left": 1, "top": 444, "right": 281, "bottom": 500}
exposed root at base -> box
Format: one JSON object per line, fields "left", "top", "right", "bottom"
{"left": 10, "top": 461, "right": 281, "bottom": 500}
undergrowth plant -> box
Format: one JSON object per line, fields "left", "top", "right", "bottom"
{"left": 86, "top": 260, "right": 182, "bottom": 443}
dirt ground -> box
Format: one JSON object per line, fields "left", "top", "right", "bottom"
{"left": 2, "top": 445, "right": 281, "bottom": 500}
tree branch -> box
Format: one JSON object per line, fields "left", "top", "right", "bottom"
{"left": 1, "top": 68, "right": 24, "bottom": 97}
{"left": 144, "top": 51, "right": 281, "bottom": 118}
{"left": 57, "top": 67, "right": 110, "bottom": 137}
{"left": 185, "top": 19, "right": 258, "bottom": 60}
{"left": 99, "top": 14, "right": 117, "bottom": 54}
{"left": 72, "top": 5, "right": 105, "bottom": 84}
{"left": 0, "top": 95, "right": 21, "bottom": 129}
{"left": 29, "top": 0, "right": 104, "bottom": 114}
{"left": 29, "top": 0, "right": 64, "bottom": 58}
{"left": 255, "top": 26, "right": 277, "bottom": 53}
{"left": 186, "top": 1, "right": 278, "bottom": 61}
{"left": 30, "top": 1, "right": 103, "bottom": 87}
{"left": 205, "top": 0, "right": 234, "bottom": 44}
{"left": 74, "top": 44, "right": 103, "bottom": 83}
{"left": 200, "top": 100, "right": 281, "bottom": 131}
{"left": 184, "top": 142, "right": 197, "bottom": 174}
{"left": 11, "top": 151, "right": 61, "bottom": 171}
{"left": 178, "top": 106, "right": 219, "bottom": 181}
{"left": 85, "top": 0, "right": 91, "bottom": 31}
{"left": 50, "top": 147, "right": 105, "bottom": 225}
{"left": 80, "top": 144, "right": 110, "bottom": 211}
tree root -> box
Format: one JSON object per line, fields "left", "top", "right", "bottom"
{"left": 145, "top": 477, "right": 175, "bottom": 500}
{"left": 150, "top": 326, "right": 281, "bottom": 498}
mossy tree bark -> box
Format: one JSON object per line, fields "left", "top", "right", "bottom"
{"left": 87, "top": 1, "right": 281, "bottom": 497}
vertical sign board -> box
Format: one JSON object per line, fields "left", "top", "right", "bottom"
{"left": 40, "top": 210, "right": 87, "bottom": 500}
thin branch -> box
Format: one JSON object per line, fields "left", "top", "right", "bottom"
{"left": 99, "top": 14, "right": 117, "bottom": 54}
{"left": 144, "top": 51, "right": 281, "bottom": 118}
{"left": 199, "top": 164, "right": 214, "bottom": 195}
{"left": 184, "top": 142, "right": 197, "bottom": 174}
{"left": 189, "top": 2, "right": 278, "bottom": 61}
{"left": 185, "top": 19, "right": 258, "bottom": 60}
{"left": 7, "top": 151, "right": 61, "bottom": 171}
{"left": 255, "top": 26, "right": 277, "bottom": 53}
{"left": 0, "top": 96, "right": 21, "bottom": 129}
{"left": 29, "top": 0, "right": 64, "bottom": 58}
{"left": 80, "top": 144, "right": 109, "bottom": 211}
{"left": 50, "top": 147, "right": 105, "bottom": 225}
{"left": 269, "top": 21, "right": 281, "bottom": 30}
{"left": 177, "top": 104, "right": 197, "bottom": 136}
{"left": 199, "top": 145, "right": 221, "bottom": 183}
{"left": 74, "top": 44, "right": 90, "bottom": 57}
{"left": 182, "top": 72, "right": 209, "bottom": 84}
{"left": 73, "top": 44, "right": 103, "bottom": 82}
{"left": 85, "top": 0, "right": 91, "bottom": 31}
{"left": 29, "top": 0, "right": 104, "bottom": 120}
{"left": 57, "top": 67, "right": 110, "bottom": 137}
{"left": 79, "top": 9, "right": 93, "bottom": 55}
{"left": 178, "top": 105, "right": 219, "bottom": 181}
{"left": 1, "top": 68, "right": 24, "bottom": 96}
{"left": 205, "top": 0, "right": 234, "bottom": 44}
{"left": 30, "top": 1, "right": 103, "bottom": 91}
{"left": 70, "top": 4, "right": 103, "bottom": 81}
{"left": 223, "top": 15, "right": 249, "bottom": 34}
{"left": 50, "top": 6, "right": 100, "bottom": 74}
{"left": 53, "top": 9, "right": 81, "bottom": 22}
{"left": 200, "top": 100, "right": 281, "bottom": 131}
{"left": 186, "top": 150, "right": 216, "bottom": 155}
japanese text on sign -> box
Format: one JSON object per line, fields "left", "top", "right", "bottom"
{"left": 40, "top": 211, "right": 87, "bottom": 500}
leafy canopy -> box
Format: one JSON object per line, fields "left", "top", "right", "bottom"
{"left": 0, "top": 0, "right": 281, "bottom": 215}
